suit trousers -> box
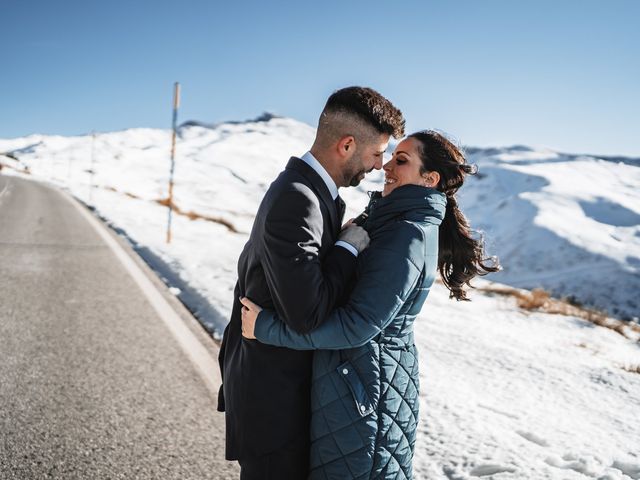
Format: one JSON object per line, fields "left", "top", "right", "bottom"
{"left": 238, "top": 438, "right": 309, "bottom": 480}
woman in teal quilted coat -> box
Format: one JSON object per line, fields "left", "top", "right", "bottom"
{"left": 241, "top": 131, "right": 498, "bottom": 479}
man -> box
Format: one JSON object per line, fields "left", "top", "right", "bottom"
{"left": 218, "top": 86, "right": 405, "bottom": 478}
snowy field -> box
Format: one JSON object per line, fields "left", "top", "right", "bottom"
{"left": 1, "top": 116, "right": 639, "bottom": 478}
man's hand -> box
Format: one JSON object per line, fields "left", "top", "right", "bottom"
{"left": 338, "top": 225, "right": 370, "bottom": 254}
{"left": 240, "top": 297, "right": 262, "bottom": 339}
{"left": 341, "top": 218, "right": 354, "bottom": 230}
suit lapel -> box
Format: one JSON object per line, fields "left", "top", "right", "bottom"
{"left": 285, "top": 157, "right": 341, "bottom": 235}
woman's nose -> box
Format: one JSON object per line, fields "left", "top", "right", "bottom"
{"left": 383, "top": 160, "right": 392, "bottom": 172}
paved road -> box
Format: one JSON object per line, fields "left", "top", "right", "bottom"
{"left": 0, "top": 175, "right": 238, "bottom": 479}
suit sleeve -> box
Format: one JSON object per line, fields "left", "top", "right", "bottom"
{"left": 260, "top": 188, "right": 357, "bottom": 334}
{"left": 216, "top": 283, "right": 241, "bottom": 412}
{"left": 217, "top": 322, "right": 228, "bottom": 412}
{"left": 254, "top": 224, "right": 424, "bottom": 349}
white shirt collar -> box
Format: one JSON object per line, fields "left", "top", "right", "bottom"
{"left": 300, "top": 151, "right": 339, "bottom": 200}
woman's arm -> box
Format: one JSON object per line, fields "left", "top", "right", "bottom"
{"left": 250, "top": 222, "right": 427, "bottom": 350}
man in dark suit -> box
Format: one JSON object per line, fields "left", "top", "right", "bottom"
{"left": 218, "top": 86, "right": 405, "bottom": 479}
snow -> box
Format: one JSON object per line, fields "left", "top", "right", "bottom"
{"left": 413, "top": 282, "right": 640, "bottom": 479}
{"left": 1, "top": 115, "right": 639, "bottom": 479}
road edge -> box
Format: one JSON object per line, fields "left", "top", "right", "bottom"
{"left": 58, "top": 186, "right": 223, "bottom": 399}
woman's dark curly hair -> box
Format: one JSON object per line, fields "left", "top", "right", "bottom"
{"left": 409, "top": 130, "right": 500, "bottom": 300}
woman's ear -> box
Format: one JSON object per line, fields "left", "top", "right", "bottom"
{"left": 423, "top": 171, "right": 440, "bottom": 187}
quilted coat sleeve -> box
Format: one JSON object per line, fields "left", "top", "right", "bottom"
{"left": 254, "top": 222, "right": 424, "bottom": 350}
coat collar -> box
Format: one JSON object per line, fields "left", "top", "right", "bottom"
{"left": 364, "top": 185, "right": 447, "bottom": 231}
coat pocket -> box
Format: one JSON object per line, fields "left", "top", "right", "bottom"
{"left": 336, "top": 360, "right": 374, "bottom": 417}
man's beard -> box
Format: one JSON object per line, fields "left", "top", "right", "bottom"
{"left": 345, "top": 154, "right": 368, "bottom": 187}
{"left": 348, "top": 170, "right": 366, "bottom": 187}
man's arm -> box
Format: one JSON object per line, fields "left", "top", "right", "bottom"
{"left": 216, "top": 322, "right": 228, "bottom": 412}
{"left": 260, "top": 187, "right": 358, "bottom": 334}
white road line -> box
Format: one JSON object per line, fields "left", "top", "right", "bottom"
{"left": 61, "top": 190, "right": 222, "bottom": 398}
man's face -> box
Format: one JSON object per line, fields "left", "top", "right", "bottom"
{"left": 343, "top": 134, "right": 389, "bottom": 187}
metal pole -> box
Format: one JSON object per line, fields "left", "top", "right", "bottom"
{"left": 166, "top": 82, "right": 180, "bottom": 244}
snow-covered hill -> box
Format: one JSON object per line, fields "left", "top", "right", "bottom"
{"left": 1, "top": 117, "right": 639, "bottom": 478}
{"left": 462, "top": 146, "right": 640, "bottom": 321}
{"left": 1, "top": 116, "right": 638, "bottom": 321}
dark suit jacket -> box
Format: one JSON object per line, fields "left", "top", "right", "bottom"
{"left": 217, "top": 157, "right": 357, "bottom": 460}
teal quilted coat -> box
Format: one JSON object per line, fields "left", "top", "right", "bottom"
{"left": 254, "top": 184, "right": 446, "bottom": 479}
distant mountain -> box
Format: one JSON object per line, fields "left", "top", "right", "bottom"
{"left": 179, "top": 112, "right": 281, "bottom": 130}
{"left": 1, "top": 117, "right": 638, "bottom": 321}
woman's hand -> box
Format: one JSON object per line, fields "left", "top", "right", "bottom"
{"left": 240, "top": 297, "right": 263, "bottom": 339}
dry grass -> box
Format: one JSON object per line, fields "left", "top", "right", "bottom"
{"left": 0, "top": 161, "right": 30, "bottom": 175}
{"left": 101, "top": 185, "right": 139, "bottom": 199}
{"left": 478, "top": 283, "right": 639, "bottom": 342}
{"left": 155, "top": 196, "right": 238, "bottom": 233}
{"left": 621, "top": 364, "right": 640, "bottom": 375}
{"left": 81, "top": 183, "right": 240, "bottom": 233}
{"left": 516, "top": 288, "right": 550, "bottom": 310}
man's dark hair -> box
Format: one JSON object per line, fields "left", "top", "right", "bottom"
{"left": 321, "top": 86, "right": 405, "bottom": 139}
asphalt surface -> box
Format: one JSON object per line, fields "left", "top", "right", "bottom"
{"left": 0, "top": 175, "right": 238, "bottom": 479}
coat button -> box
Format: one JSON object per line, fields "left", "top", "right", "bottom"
{"left": 342, "top": 368, "right": 348, "bottom": 375}
{"left": 360, "top": 405, "right": 366, "bottom": 412}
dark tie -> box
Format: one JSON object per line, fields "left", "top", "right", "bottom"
{"left": 335, "top": 195, "right": 346, "bottom": 223}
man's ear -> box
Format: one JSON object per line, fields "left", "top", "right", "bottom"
{"left": 337, "top": 135, "right": 356, "bottom": 158}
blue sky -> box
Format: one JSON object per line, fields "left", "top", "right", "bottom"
{"left": 1, "top": 0, "right": 638, "bottom": 156}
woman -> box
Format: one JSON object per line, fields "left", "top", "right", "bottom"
{"left": 240, "top": 131, "right": 499, "bottom": 479}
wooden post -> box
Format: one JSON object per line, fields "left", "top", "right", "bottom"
{"left": 166, "top": 82, "right": 180, "bottom": 244}
{"left": 89, "top": 131, "right": 96, "bottom": 202}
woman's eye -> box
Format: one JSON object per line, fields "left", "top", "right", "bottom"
{"left": 396, "top": 159, "right": 407, "bottom": 165}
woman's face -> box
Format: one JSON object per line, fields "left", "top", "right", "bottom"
{"left": 383, "top": 137, "right": 430, "bottom": 197}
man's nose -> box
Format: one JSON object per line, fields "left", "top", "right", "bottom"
{"left": 375, "top": 156, "right": 383, "bottom": 170}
